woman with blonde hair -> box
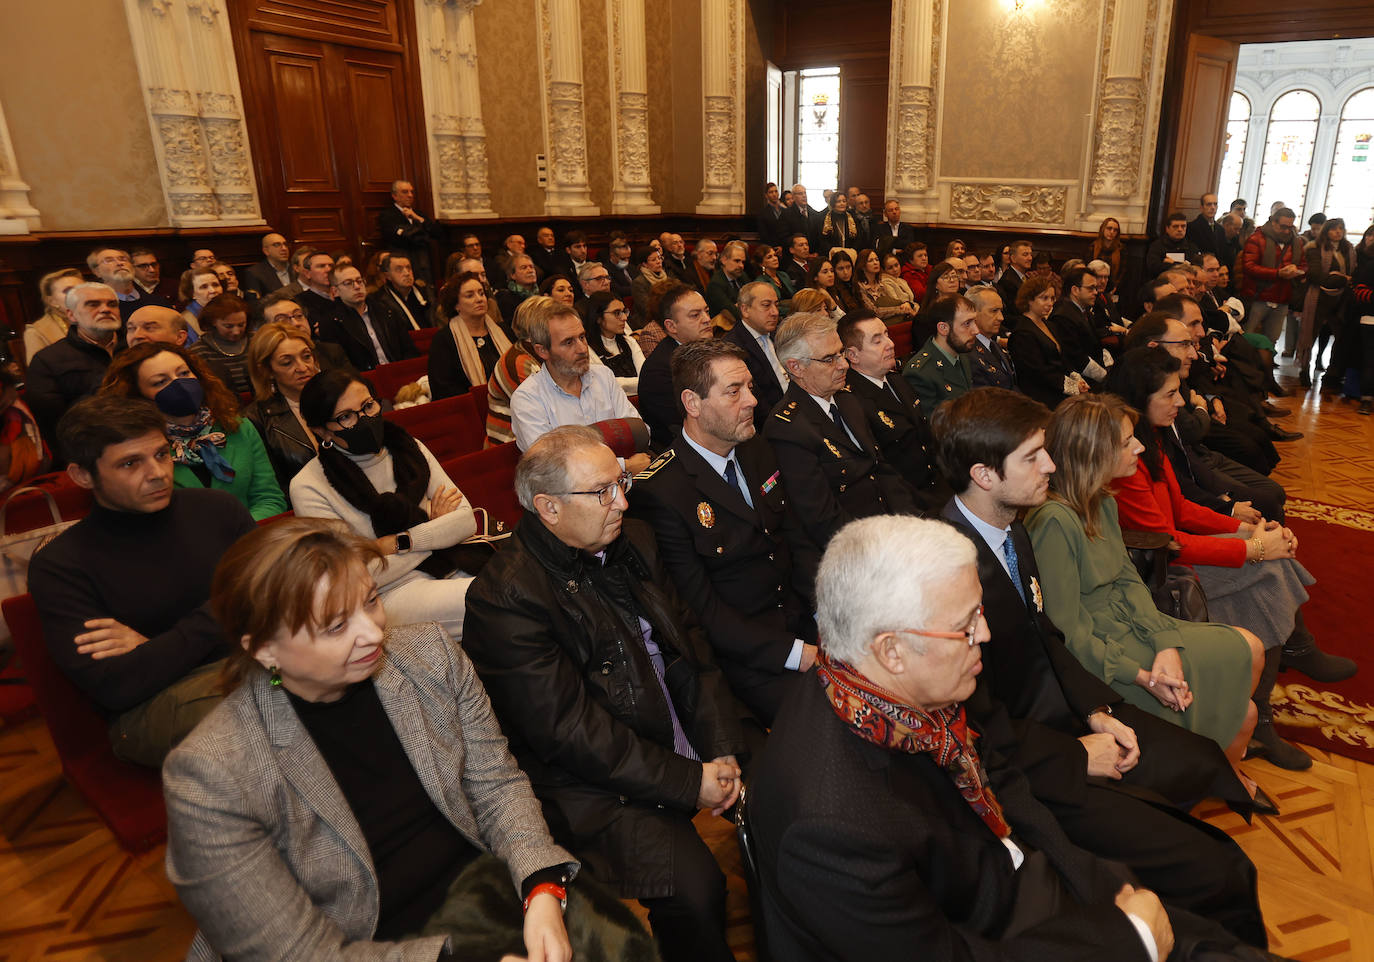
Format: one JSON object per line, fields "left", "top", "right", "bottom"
{"left": 26, "top": 268, "right": 82, "bottom": 360}
{"left": 789, "top": 286, "right": 839, "bottom": 321}
{"left": 1026, "top": 393, "right": 1274, "bottom": 811}
{"left": 243, "top": 320, "right": 322, "bottom": 492}
{"left": 429, "top": 270, "right": 513, "bottom": 400}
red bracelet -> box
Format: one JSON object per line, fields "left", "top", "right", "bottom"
{"left": 523, "top": 882, "right": 568, "bottom": 914}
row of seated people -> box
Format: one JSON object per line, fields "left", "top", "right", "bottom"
{"left": 23, "top": 274, "right": 1356, "bottom": 958}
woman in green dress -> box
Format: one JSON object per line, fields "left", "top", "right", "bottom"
{"left": 1025, "top": 393, "right": 1272, "bottom": 807}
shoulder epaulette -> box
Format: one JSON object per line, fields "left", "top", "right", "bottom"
{"left": 635, "top": 449, "right": 675, "bottom": 481}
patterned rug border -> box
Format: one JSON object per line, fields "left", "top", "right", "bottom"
{"left": 1285, "top": 499, "right": 1374, "bottom": 533}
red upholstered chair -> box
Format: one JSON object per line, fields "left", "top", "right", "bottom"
{"left": 409, "top": 327, "right": 439, "bottom": 354}
{"left": 889, "top": 320, "right": 913, "bottom": 362}
{"left": 367, "top": 356, "right": 430, "bottom": 402}
{"left": 383, "top": 393, "right": 486, "bottom": 462}
{"left": 2, "top": 594, "right": 167, "bottom": 852}
{"left": 470, "top": 383, "right": 489, "bottom": 424}
{"left": 0, "top": 472, "right": 93, "bottom": 535}
{"left": 443, "top": 442, "right": 523, "bottom": 530}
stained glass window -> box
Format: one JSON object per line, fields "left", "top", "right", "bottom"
{"left": 1256, "top": 89, "right": 1320, "bottom": 222}
{"left": 1323, "top": 88, "right": 1374, "bottom": 230}
{"left": 795, "top": 67, "right": 840, "bottom": 203}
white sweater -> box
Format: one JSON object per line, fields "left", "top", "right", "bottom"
{"left": 289, "top": 442, "right": 477, "bottom": 592}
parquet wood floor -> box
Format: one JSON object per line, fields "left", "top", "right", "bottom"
{"left": 0, "top": 363, "right": 1370, "bottom": 962}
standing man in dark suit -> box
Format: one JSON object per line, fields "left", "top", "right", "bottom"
{"left": 872, "top": 199, "right": 916, "bottom": 257}
{"left": 966, "top": 286, "right": 1018, "bottom": 390}
{"left": 757, "top": 182, "right": 789, "bottom": 247}
{"left": 240, "top": 232, "right": 292, "bottom": 299}
{"left": 631, "top": 339, "right": 819, "bottom": 725}
{"left": 782, "top": 233, "right": 811, "bottom": 291}
{"left": 637, "top": 285, "right": 714, "bottom": 450}
{"left": 1188, "top": 193, "right": 1221, "bottom": 257}
{"left": 933, "top": 387, "right": 1268, "bottom": 942}
{"left": 317, "top": 264, "right": 417, "bottom": 371}
{"left": 763, "top": 312, "right": 916, "bottom": 553}
{"left": 749, "top": 514, "right": 1277, "bottom": 962}
{"left": 377, "top": 179, "right": 441, "bottom": 287}
{"left": 839, "top": 311, "right": 945, "bottom": 511}
{"left": 779, "top": 183, "right": 820, "bottom": 247}
{"left": 529, "top": 226, "right": 560, "bottom": 280}
{"left": 723, "top": 282, "right": 788, "bottom": 431}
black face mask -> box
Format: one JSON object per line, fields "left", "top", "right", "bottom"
{"left": 333, "top": 412, "right": 385, "bottom": 455}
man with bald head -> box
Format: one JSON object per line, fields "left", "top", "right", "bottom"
{"left": 781, "top": 183, "right": 820, "bottom": 246}
{"left": 242, "top": 232, "right": 292, "bottom": 298}
{"left": 126, "top": 306, "right": 189, "bottom": 348}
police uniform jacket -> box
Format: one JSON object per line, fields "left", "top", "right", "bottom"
{"left": 629, "top": 434, "right": 819, "bottom": 724}
{"left": 762, "top": 381, "right": 917, "bottom": 552}
{"left": 844, "top": 368, "right": 946, "bottom": 512}
{"left": 970, "top": 336, "right": 1018, "bottom": 391}
{"left": 900, "top": 335, "right": 974, "bottom": 411}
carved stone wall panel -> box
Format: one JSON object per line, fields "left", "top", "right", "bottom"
{"left": 536, "top": 0, "right": 599, "bottom": 215}
{"left": 607, "top": 0, "right": 658, "bottom": 213}
{"left": 949, "top": 184, "right": 1069, "bottom": 225}
{"left": 696, "top": 0, "right": 745, "bottom": 214}
{"left": 0, "top": 96, "right": 40, "bottom": 232}
{"left": 885, "top": 0, "right": 942, "bottom": 216}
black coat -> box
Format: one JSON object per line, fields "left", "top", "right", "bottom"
{"left": 636, "top": 336, "right": 681, "bottom": 451}
{"left": 244, "top": 393, "right": 318, "bottom": 495}
{"left": 872, "top": 221, "right": 916, "bottom": 257}
{"left": 461, "top": 515, "right": 748, "bottom": 898}
{"left": 844, "top": 368, "right": 946, "bottom": 510}
{"left": 750, "top": 679, "right": 1148, "bottom": 962}
{"left": 762, "top": 382, "right": 917, "bottom": 552}
{"left": 24, "top": 327, "right": 114, "bottom": 459}
{"left": 722, "top": 321, "right": 786, "bottom": 432}
{"left": 757, "top": 205, "right": 790, "bottom": 247}
{"left": 1008, "top": 321, "right": 1073, "bottom": 410}
{"left": 970, "top": 336, "right": 1018, "bottom": 391}
{"left": 664, "top": 253, "right": 696, "bottom": 289}
{"left": 629, "top": 434, "right": 818, "bottom": 725}
{"left": 241, "top": 259, "right": 289, "bottom": 299}
{"left": 1145, "top": 237, "right": 1201, "bottom": 279}
{"left": 377, "top": 282, "right": 436, "bottom": 329}
{"left": 530, "top": 245, "right": 562, "bottom": 280}
{"left": 296, "top": 288, "right": 347, "bottom": 339}
{"left": 316, "top": 294, "right": 419, "bottom": 371}
{"left": 1187, "top": 215, "right": 1219, "bottom": 257}
{"left": 996, "top": 267, "right": 1029, "bottom": 312}
{"left": 779, "top": 204, "right": 820, "bottom": 247}
{"left": 376, "top": 206, "right": 441, "bottom": 280}
{"left": 1048, "top": 299, "right": 1102, "bottom": 376}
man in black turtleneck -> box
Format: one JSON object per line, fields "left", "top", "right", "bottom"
{"left": 29, "top": 396, "right": 256, "bottom": 767}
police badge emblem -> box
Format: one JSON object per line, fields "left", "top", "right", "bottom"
{"left": 696, "top": 502, "right": 715, "bottom": 528}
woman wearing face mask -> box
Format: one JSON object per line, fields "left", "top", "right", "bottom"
{"left": 244, "top": 321, "right": 322, "bottom": 493}
{"left": 99, "top": 343, "right": 287, "bottom": 520}
{"left": 290, "top": 369, "right": 479, "bottom": 641}
{"left": 189, "top": 293, "right": 254, "bottom": 396}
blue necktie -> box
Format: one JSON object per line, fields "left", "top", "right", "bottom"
{"left": 1003, "top": 532, "right": 1027, "bottom": 605}
{"left": 724, "top": 458, "right": 742, "bottom": 495}
{"left": 829, "top": 402, "right": 846, "bottom": 432}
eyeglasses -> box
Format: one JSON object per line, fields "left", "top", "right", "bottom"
{"left": 1153, "top": 338, "right": 1193, "bottom": 346}
{"left": 603, "top": 308, "right": 629, "bottom": 318}
{"left": 273, "top": 310, "right": 309, "bottom": 323}
{"left": 336, "top": 277, "right": 366, "bottom": 287}
{"left": 894, "top": 604, "right": 985, "bottom": 648}
{"left": 807, "top": 352, "right": 847, "bottom": 366}
{"left": 328, "top": 397, "right": 381, "bottom": 429}
{"left": 563, "top": 471, "right": 633, "bottom": 506}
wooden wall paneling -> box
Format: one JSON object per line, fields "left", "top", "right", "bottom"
{"left": 839, "top": 62, "right": 889, "bottom": 201}
{"left": 1167, "top": 34, "right": 1239, "bottom": 216}
{"left": 243, "top": 0, "right": 401, "bottom": 51}
{"left": 1187, "top": 0, "right": 1374, "bottom": 43}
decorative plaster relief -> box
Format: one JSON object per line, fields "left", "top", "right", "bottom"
{"left": 696, "top": 0, "right": 745, "bottom": 213}
{"left": 949, "top": 184, "right": 1068, "bottom": 224}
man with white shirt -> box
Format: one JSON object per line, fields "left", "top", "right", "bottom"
{"left": 967, "top": 287, "right": 1017, "bottom": 391}
{"left": 377, "top": 179, "right": 440, "bottom": 285}
{"left": 316, "top": 264, "right": 417, "bottom": 371}
{"left": 510, "top": 302, "right": 651, "bottom": 473}
{"left": 763, "top": 312, "right": 917, "bottom": 553}
{"left": 873, "top": 199, "right": 916, "bottom": 257}
{"left": 630, "top": 338, "right": 820, "bottom": 725}
{"left": 723, "top": 281, "right": 787, "bottom": 430}
{"left": 376, "top": 252, "right": 434, "bottom": 329}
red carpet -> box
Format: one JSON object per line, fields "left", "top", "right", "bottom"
{"left": 1270, "top": 502, "right": 1374, "bottom": 764}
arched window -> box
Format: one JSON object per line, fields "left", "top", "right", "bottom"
{"left": 795, "top": 67, "right": 841, "bottom": 202}
{"left": 1256, "top": 89, "right": 1320, "bottom": 222}
{"left": 1324, "top": 87, "right": 1374, "bottom": 230}
{"left": 1216, "top": 91, "right": 1250, "bottom": 208}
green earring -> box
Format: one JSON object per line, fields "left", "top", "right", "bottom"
{"left": 269, "top": 665, "right": 282, "bottom": 687}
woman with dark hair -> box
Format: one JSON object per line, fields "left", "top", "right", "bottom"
{"left": 628, "top": 246, "right": 667, "bottom": 326}
{"left": 877, "top": 252, "right": 917, "bottom": 317}
{"left": 827, "top": 249, "right": 866, "bottom": 316}
{"left": 1110, "top": 348, "right": 1351, "bottom": 770}
{"left": 1297, "top": 217, "right": 1355, "bottom": 387}
{"left": 918, "top": 260, "right": 961, "bottom": 314}
{"left": 816, "top": 192, "right": 859, "bottom": 256}
{"left": 900, "top": 242, "right": 930, "bottom": 303}
{"left": 243, "top": 320, "right": 321, "bottom": 493}
{"left": 1026, "top": 393, "right": 1275, "bottom": 810}
{"left": 751, "top": 243, "right": 796, "bottom": 302}
{"left": 190, "top": 293, "right": 253, "bottom": 395}
{"left": 99, "top": 342, "right": 287, "bottom": 519}
{"left": 855, "top": 247, "right": 913, "bottom": 322}
{"left": 539, "top": 274, "right": 576, "bottom": 307}
{"left": 179, "top": 267, "right": 222, "bottom": 335}
{"left": 1008, "top": 275, "right": 1089, "bottom": 409}
{"left": 581, "top": 291, "right": 644, "bottom": 395}
{"left": 429, "top": 271, "right": 513, "bottom": 400}
{"left": 804, "top": 258, "right": 843, "bottom": 320}
{"left": 291, "top": 369, "right": 479, "bottom": 640}
{"left": 1088, "top": 217, "right": 1124, "bottom": 293}
{"left": 164, "top": 518, "right": 652, "bottom": 961}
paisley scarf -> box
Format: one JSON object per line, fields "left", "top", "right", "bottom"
{"left": 165, "top": 408, "right": 236, "bottom": 483}
{"left": 816, "top": 649, "right": 1011, "bottom": 839}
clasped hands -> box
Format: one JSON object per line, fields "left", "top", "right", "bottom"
{"left": 699, "top": 754, "right": 742, "bottom": 816}
{"left": 1080, "top": 711, "right": 1141, "bottom": 779}
{"left": 1137, "top": 647, "right": 1192, "bottom": 713}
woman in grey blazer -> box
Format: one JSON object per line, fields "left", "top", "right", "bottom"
{"left": 163, "top": 518, "right": 651, "bottom": 961}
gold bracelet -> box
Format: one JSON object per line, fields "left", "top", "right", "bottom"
{"left": 1248, "top": 536, "right": 1264, "bottom": 565}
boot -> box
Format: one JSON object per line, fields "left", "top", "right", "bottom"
{"left": 1251, "top": 647, "right": 1313, "bottom": 771}
{"left": 1281, "top": 610, "right": 1357, "bottom": 682}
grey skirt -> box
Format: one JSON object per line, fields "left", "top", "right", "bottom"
{"left": 1193, "top": 539, "right": 1315, "bottom": 649}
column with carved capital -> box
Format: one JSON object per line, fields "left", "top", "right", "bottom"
{"left": 537, "top": 0, "right": 599, "bottom": 215}
{"left": 606, "top": 0, "right": 659, "bottom": 214}
{"left": 696, "top": 0, "right": 744, "bottom": 214}
{"left": 884, "top": 0, "right": 941, "bottom": 219}
{"left": 122, "top": 0, "right": 262, "bottom": 225}
{"left": 0, "top": 99, "right": 40, "bottom": 234}
{"left": 415, "top": 0, "right": 497, "bottom": 218}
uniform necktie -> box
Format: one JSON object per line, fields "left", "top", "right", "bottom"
{"left": 829, "top": 402, "right": 845, "bottom": 431}
{"left": 1003, "top": 532, "right": 1027, "bottom": 605}
{"left": 724, "top": 458, "right": 742, "bottom": 495}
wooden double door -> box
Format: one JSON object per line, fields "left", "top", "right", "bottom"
{"left": 230, "top": 0, "right": 430, "bottom": 260}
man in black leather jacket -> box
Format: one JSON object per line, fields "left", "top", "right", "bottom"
{"left": 463, "top": 425, "right": 751, "bottom": 962}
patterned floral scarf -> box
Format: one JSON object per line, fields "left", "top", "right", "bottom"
{"left": 165, "top": 407, "right": 236, "bottom": 483}
{"left": 816, "top": 649, "right": 1011, "bottom": 839}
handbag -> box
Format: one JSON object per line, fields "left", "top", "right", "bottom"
{"left": 0, "top": 485, "right": 79, "bottom": 645}
{"left": 431, "top": 506, "right": 513, "bottom": 577}
{"left": 1122, "top": 529, "right": 1210, "bottom": 622}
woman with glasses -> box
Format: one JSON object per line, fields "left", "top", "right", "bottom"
{"left": 581, "top": 291, "right": 644, "bottom": 395}
{"left": 1026, "top": 393, "right": 1274, "bottom": 811}
{"left": 99, "top": 342, "right": 287, "bottom": 520}
{"left": 243, "top": 321, "right": 322, "bottom": 494}
{"left": 291, "top": 369, "right": 480, "bottom": 641}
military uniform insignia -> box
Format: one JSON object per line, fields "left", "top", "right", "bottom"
{"left": 774, "top": 400, "right": 797, "bottom": 423}
{"left": 761, "top": 470, "right": 779, "bottom": 494}
{"left": 823, "top": 438, "right": 841, "bottom": 458}
{"left": 1030, "top": 576, "right": 1043, "bottom": 612}
{"left": 697, "top": 502, "right": 715, "bottom": 528}
{"left": 635, "top": 449, "right": 674, "bottom": 480}
{"left": 935, "top": 360, "right": 944, "bottom": 368}
{"left": 878, "top": 410, "right": 895, "bottom": 429}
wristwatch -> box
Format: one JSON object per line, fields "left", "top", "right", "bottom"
{"left": 395, "top": 531, "right": 412, "bottom": 554}
{"left": 1087, "top": 704, "right": 1114, "bottom": 724}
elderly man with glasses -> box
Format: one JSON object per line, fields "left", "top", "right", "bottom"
{"left": 763, "top": 312, "right": 918, "bottom": 553}
{"left": 462, "top": 424, "right": 753, "bottom": 962}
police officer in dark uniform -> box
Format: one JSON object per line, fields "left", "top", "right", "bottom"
{"left": 630, "top": 339, "right": 819, "bottom": 725}
{"left": 838, "top": 310, "right": 947, "bottom": 513}
{"left": 763, "top": 312, "right": 917, "bottom": 554}
{"left": 966, "top": 286, "right": 1019, "bottom": 390}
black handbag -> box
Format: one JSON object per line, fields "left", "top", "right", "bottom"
{"left": 1123, "top": 529, "right": 1210, "bottom": 622}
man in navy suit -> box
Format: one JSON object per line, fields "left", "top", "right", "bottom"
{"left": 966, "top": 286, "right": 1018, "bottom": 390}
{"left": 723, "top": 282, "right": 788, "bottom": 431}
{"left": 872, "top": 198, "right": 916, "bottom": 257}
